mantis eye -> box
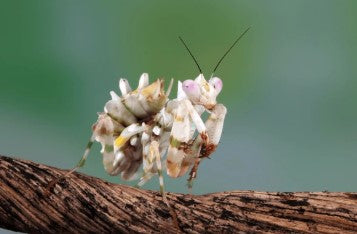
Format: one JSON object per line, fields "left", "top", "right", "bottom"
{"left": 209, "top": 77, "right": 223, "bottom": 94}
{"left": 182, "top": 79, "right": 200, "bottom": 98}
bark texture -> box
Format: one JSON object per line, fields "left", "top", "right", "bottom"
{"left": 0, "top": 155, "right": 356, "bottom": 233}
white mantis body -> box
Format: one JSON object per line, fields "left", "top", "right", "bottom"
{"left": 50, "top": 73, "right": 226, "bottom": 228}
{"left": 91, "top": 73, "right": 226, "bottom": 194}
{"left": 48, "top": 27, "right": 250, "bottom": 229}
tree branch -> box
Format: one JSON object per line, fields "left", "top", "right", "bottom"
{"left": 0, "top": 155, "right": 356, "bottom": 233}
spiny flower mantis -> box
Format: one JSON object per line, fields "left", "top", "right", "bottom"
{"left": 48, "top": 26, "right": 250, "bottom": 229}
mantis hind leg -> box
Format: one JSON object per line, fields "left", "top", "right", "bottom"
{"left": 150, "top": 140, "right": 180, "bottom": 230}
{"left": 135, "top": 172, "right": 154, "bottom": 188}
{"left": 47, "top": 135, "right": 95, "bottom": 191}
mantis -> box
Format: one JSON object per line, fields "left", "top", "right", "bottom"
{"left": 48, "top": 26, "right": 250, "bottom": 229}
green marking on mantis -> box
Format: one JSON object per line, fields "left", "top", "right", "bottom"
{"left": 187, "top": 179, "right": 194, "bottom": 189}
{"left": 86, "top": 141, "right": 94, "bottom": 149}
{"left": 104, "top": 144, "right": 114, "bottom": 153}
{"left": 77, "top": 157, "right": 86, "bottom": 167}
{"left": 76, "top": 140, "right": 94, "bottom": 167}
{"left": 169, "top": 136, "right": 181, "bottom": 148}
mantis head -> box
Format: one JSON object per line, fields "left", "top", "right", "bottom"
{"left": 177, "top": 27, "right": 250, "bottom": 110}
{"left": 180, "top": 74, "right": 223, "bottom": 110}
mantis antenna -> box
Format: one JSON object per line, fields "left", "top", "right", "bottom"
{"left": 212, "top": 26, "right": 251, "bottom": 75}
{"left": 179, "top": 36, "right": 203, "bottom": 74}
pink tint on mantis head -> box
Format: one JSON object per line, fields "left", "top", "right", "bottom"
{"left": 183, "top": 74, "right": 219, "bottom": 109}
{"left": 209, "top": 77, "right": 223, "bottom": 95}
{"left": 182, "top": 79, "right": 201, "bottom": 101}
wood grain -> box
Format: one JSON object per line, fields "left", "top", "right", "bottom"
{"left": 0, "top": 155, "right": 356, "bottom": 233}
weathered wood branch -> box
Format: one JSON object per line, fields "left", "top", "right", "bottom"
{"left": 0, "top": 155, "right": 356, "bottom": 233}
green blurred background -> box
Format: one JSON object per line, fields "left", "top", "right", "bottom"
{"left": 1, "top": 0, "right": 356, "bottom": 196}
